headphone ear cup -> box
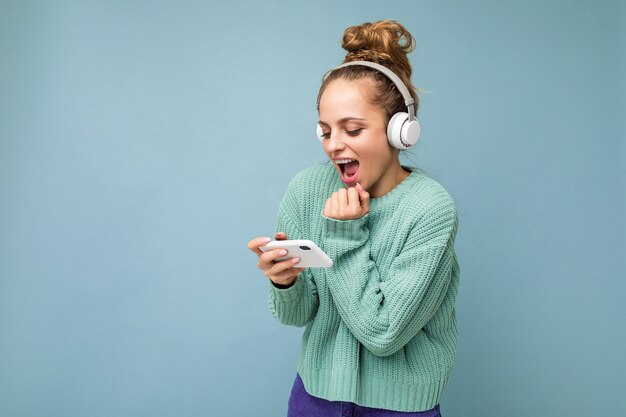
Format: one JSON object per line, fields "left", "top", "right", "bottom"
{"left": 403, "top": 119, "right": 420, "bottom": 148}
{"left": 316, "top": 123, "right": 324, "bottom": 143}
{"left": 387, "top": 113, "right": 408, "bottom": 149}
{"left": 387, "top": 112, "right": 420, "bottom": 149}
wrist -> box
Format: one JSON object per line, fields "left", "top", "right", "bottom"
{"left": 271, "top": 279, "right": 296, "bottom": 289}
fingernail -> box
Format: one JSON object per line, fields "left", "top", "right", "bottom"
{"left": 279, "top": 250, "right": 287, "bottom": 256}
{"left": 291, "top": 257, "right": 300, "bottom": 263}
{"left": 261, "top": 237, "right": 271, "bottom": 243}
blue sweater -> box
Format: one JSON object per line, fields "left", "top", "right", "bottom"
{"left": 268, "top": 162, "right": 460, "bottom": 412}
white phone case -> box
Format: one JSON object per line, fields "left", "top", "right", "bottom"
{"left": 259, "top": 239, "right": 333, "bottom": 268}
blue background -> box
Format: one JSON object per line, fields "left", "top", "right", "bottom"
{"left": 1, "top": 1, "right": 624, "bottom": 416}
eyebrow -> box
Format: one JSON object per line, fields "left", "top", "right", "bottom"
{"left": 318, "top": 117, "right": 366, "bottom": 127}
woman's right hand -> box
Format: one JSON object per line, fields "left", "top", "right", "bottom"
{"left": 247, "top": 232, "right": 302, "bottom": 287}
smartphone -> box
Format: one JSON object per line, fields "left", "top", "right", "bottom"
{"left": 259, "top": 239, "right": 333, "bottom": 268}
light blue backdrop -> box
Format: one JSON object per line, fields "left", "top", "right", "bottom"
{"left": 1, "top": 1, "right": 624, "bottom": 416}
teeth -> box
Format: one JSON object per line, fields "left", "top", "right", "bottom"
{"left": 335, "top": 158, "right": 356, "bottom": 164}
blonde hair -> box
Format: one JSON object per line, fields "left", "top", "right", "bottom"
{"left": 317, "top": 20, "right": 420, "bottom": 121}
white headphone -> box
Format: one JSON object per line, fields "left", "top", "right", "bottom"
{"left": 316, "top": 60, "right": 421, "bottom": 149}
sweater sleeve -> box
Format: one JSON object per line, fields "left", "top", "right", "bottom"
{"left": 321, "top": 200, "right": 458, "bottom": 357}
{"left": 267, "top": 178, "right": 320, "bottom": 328}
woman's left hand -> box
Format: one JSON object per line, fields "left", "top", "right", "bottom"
{"left": 323, "top": 182, "right": 370, "bottom": 220}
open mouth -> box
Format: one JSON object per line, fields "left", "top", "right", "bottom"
{"left": 335, "top": 159, "right": 360, "bottom": 184}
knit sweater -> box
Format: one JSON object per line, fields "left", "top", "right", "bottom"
{"left": 267, "top": 162, "right": 460, "bottom": 412}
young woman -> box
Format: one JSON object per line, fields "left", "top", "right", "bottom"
{"left": 248, "top": 20, "right": 460, "bottom": 416}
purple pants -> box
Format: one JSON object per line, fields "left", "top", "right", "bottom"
{"left": 287, "top": 373, "right": 442, "bottom": 417}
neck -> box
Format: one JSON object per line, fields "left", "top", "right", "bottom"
{"left": 369, "top": 159, "right": 410, "bottom": 198}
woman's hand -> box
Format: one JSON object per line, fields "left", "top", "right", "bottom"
{"left": 247, "top": 232, "right": 302, "bottom": 287}
{"left": 323, "top": 182, "right": 370, "bottom": 220}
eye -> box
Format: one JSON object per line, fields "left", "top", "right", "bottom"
{"left": 346, "top": 128, "right": 362, "bottom": 137}
{"left": 320, "top": 131, "right": 330, "bottom": 139}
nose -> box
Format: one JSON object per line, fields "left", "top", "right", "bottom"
{"left": 325, "top": 130, "right": 346, "bottom": 153}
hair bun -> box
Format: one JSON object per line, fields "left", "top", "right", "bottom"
{"left": 342, "top": 20, "right": 415, "bottom": 76}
